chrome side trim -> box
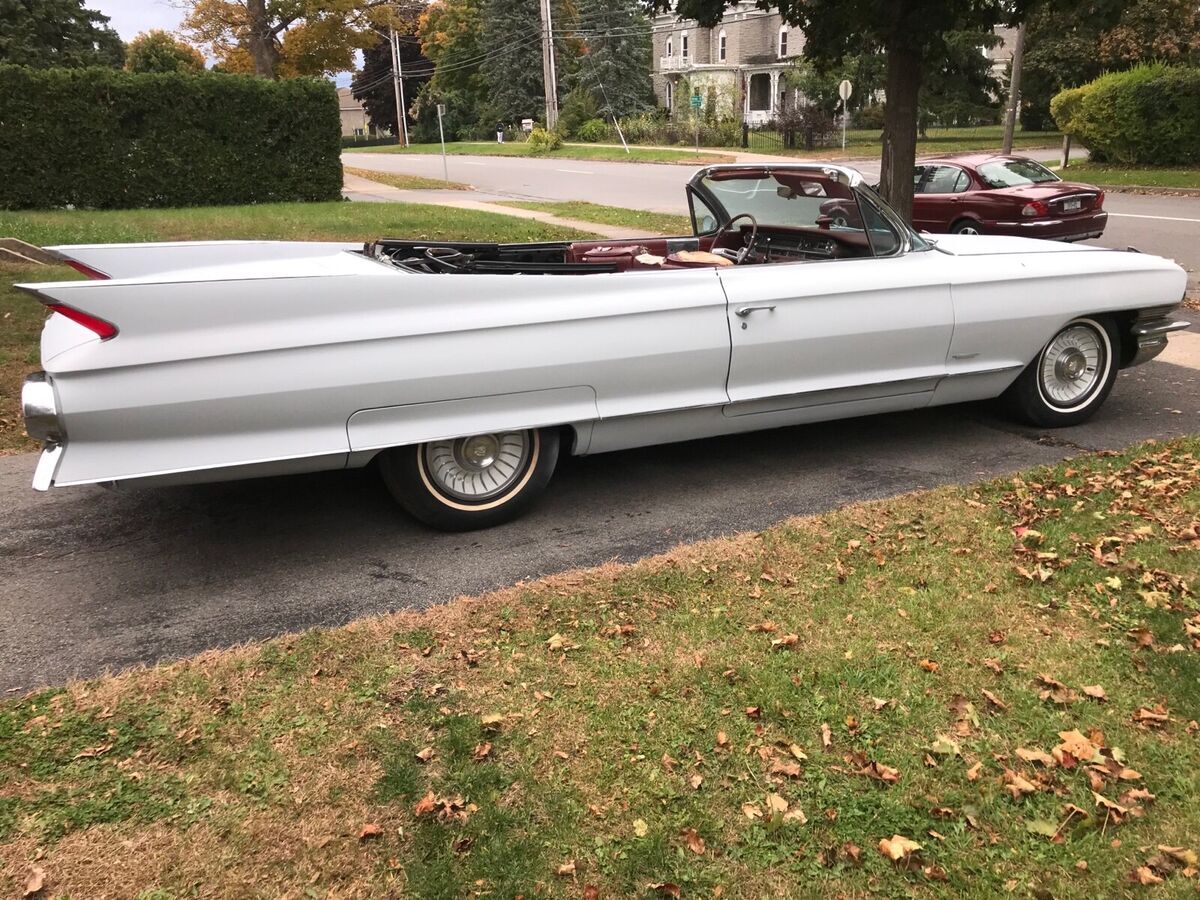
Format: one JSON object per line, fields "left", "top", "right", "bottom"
{"left": 21, "top": 372, "right": 64, "bottom": 443}
{"left": 32, "top": 442, "right": 63, "bottom": 492}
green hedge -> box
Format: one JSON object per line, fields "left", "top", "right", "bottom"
{"left": 0, "top": 66, "right": 343, "bottom": 209}
{"left": 1052, "top": 64, "right": 1200, "bottom": 166}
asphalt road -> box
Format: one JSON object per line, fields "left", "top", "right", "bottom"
{"left": 342, "top": 151, "right": 1200, "bottom": 289}
{"left": 2, "top": 321, "right": 1197, "bottom": 694}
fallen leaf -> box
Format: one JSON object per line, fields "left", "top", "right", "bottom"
{"left": 771, "top": 634, "right": 800, "bottom": 651}
{"left": 1004, "top": 769, "right": 1039, "bottom": 800}
{"left": 359, "top": 823, "right": 383, "bottom": 840}
{"left": 648, "top": 883, "right": 681, "bottom": 899}
{"left": 1026, "top": 818, "right": 1060, "bottom": 839}
{"left": 681, "top": 827, "right": 706, "bottom": 855}
{"left": 472, "top": 741, "right": 493, "bottom": 761}
{"left": 918, "top": 659, "right": 940, "bottom": 673}
{"left": 820, "top": 723, "right": 832, "bottom": 750}
{"left": 413, "top": 791, "right": 437, "bottom": 818}
{"left": 633, "top": 818, "right": 649, "bottom": 837}
{"left": 982, "top": 689, "right": 1009, "bottom": 711}
{"left": 1133, "top": 706, "right": 1170, "bottom": 727}
{"left": 879, "top": 834, "right": 921, "bottom": 862}
{"left": 556, "top": 860, "right": 576, "bottom": 877}
{"left": 583, "top": 885, "right": 600, "bottom": 900}
{"left": 716, "top": 730, "right": 730, "bottom": 750}
{"left": 966, "top": 761, "right": 983, "bottom": 781}
{"left": 1082, "top": 685, "right": 1108, "bottom": 702}
{"left": 1054, "top": 730, "right": 1100, "bottom": 766}
{"left": 480, "top": 713, "right": 505, "bottom": 731}
{"left": 23, "top": 867, "right": 45, "bottom": 897}
{"left": 769, "top": 758, "right": 803, "bottom": 778}
{"left": 787, "top": 743, "right": 808, "bottom": 761}
{"left": 415, "top": 746, "right": 435, "bottom": 762}
{"left": 741, "top": 802, "right": 763, "bottom": 820}
{"left": 689, "top": 773, "right": 703, "bottom": 790}
{"left": 1133, "top": 866, "right": 1164, "bottom": 886}
{"left": 858, "top": 760, "right": 901, "bottom": 784}
{"left": 929, "top": 734, "right": 961, "bottom": 757}
{"left": 545, "top": 633, "right": 575, "bottom": 652}
{"left": 1016, "top": 747, "right": 1056, "bottom": 768}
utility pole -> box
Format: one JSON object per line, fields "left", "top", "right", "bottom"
{"left": 538, "top": 0, "right": 559, "bottom": 130}
{"left": 388, "top": 25, "right": 409, "bottom": 147}
{"left": 1001, "top": 22, "right": 1026, "bottom": 155}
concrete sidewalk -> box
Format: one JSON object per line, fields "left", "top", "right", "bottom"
{"left": 342, "top": 172, "right": 659, "bottom": 239}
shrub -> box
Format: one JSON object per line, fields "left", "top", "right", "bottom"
{"left": 525, "top": 126, "right": 562, "bottom": 153}
{"left": 575, "top": 118, "right": 610, "bottom": 142}
{"left": 0, "top": 65, "right": 343, "bottom": 210}
{"left": 1052, "top": 64, "right": 1200, "bottom": 165}
{"left": 854, "top": 103, "right": 886, "bottom": 130}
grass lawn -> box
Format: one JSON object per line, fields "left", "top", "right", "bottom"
{"left": 343, "top": 166, "right": 472, "bottom": 192}
{"left": 1055, "top": 163, "right": 1200, "bottom": 190}
{"left": 2, "top": 438, "right": 1199, "bottom": 897}
{"left": 496, "top": 201, "right": 692, "bottom": 236}
{"left": 0, "top": 202, "right": 594, "bottom": 454}
{"left": 348, "top": 141, "right": 735, "bottom": 166}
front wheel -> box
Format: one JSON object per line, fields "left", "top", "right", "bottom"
{"left": 378, "top": 428, "right": 559, "bottom": 531}
{"left": 1002, "top": 316, "right": 1119, "bottom": 427}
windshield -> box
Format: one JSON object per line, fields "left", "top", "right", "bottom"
{"left": 976, "top": 159, "right": 1060, "bottom": 188}
{"left": 700, "top": 172, "right": 858, "bottom": 230}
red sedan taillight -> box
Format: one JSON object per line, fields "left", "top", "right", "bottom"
{"left": 1096, "top": 191, "right": 1105, "bottom": 210}
{"left": 1021, "top": 200, "right": 1050, "bottom": 217}
{"left": 40, "top": 300, "right": 119, "bottom": 340}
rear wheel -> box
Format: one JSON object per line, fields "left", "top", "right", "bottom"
{"left": 1002, "top": 316, "right": 1119, "bottom": 427}
{"left": 950, "top": 219, "right": 983, "bottom": 235}
{"left": 378, "top": 428, "right": 559, "bottom": 531}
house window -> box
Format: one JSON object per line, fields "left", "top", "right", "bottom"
{"left": 665, "top": 80, "right": 673, "bottom": 110}
{"left": 778, "top": 27, "right": 788, "bottom": 58}
{"left": 718, "top": 30, "right": 727, "bottom": 61}
{"left": 681, "top": 32, "right": 689, "bottom": 59}
{"left": 748, "top": 73, "right": 770, "bottom": 111}
{"left": 666, "top": 38, "right": 672, "bottom": 57}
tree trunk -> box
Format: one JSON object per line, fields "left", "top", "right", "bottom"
{"left": 246, "top": 0, "right": 278, "bottom": 78}
{"left": 877, "top": 41, "right": 923, "bottom": 224}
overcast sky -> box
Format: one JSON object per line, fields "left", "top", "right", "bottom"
{"left": 89, "top": 0, "right": 185, "bottom": 40}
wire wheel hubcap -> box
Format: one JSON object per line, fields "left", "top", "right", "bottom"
{"left": 1040, "top": 324, "right": 1104, "bottom": 407}
{"left": 424, "top": 431, "right": 531, "bottom": 503}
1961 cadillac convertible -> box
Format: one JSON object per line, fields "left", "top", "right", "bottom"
{"left": 18, "top": 163, "right": 1190, "bottom": 530}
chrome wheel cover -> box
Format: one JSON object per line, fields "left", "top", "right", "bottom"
{"left": 423, "top": 431, "right": 532, "bottom": 503}
{"left": 1038, "top": 323, "right": 1105, "bottom": 408}
{"left": 956, "top": 224, "right": 980, "bottom": 235}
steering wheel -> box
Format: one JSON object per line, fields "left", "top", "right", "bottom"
{"left": 710, "top": 213, "right": 758, "bottom": 264}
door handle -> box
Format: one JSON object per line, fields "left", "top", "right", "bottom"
{"left": 735, "top": 305, "right": 777, "bottom": 318}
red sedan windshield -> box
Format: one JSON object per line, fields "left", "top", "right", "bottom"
{"left": 976, "top": 159, "right": 1061, "bottom": 188}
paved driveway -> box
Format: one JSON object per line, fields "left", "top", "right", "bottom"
{"left": 2, "top": 322, "right": 1197, "bottom": 694}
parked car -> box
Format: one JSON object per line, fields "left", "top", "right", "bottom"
{"left": 19, "top": 163, "right": 1187, "bottom": 530}
{"left": 911, "top": 154, "right": 1108, "bottom": 241}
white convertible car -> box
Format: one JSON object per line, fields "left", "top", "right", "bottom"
{"left": 19, "top": 163, "right": 1190, "bottom": 529}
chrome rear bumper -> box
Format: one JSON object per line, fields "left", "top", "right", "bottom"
{"left": 1129, "top": 314, "right": 1191, "bottom": 367}
{"left": 22, "top": 373, "right": 66, "bottom": 491}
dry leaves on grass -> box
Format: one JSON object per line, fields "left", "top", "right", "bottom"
{"left": 23, "top": 867, "right": 46, "bottom": 897}
{"left": 879, "top": 834, "right": 922, "bottom": 863}
{"left": 681, "top": 827, "right": 706, "bottom": 855}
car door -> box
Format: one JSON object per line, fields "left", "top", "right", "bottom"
{"left": 720, "top": 192, "right": 954, "bottom": 416}
{"left": 917, "top": 165, "right": 972, "bottom": 232}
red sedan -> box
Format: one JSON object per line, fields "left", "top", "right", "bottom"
{"left": 911, "top": 154, "right": 1107, "bottom": 242}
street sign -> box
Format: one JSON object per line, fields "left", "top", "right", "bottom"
{"left": 437, "top": 103, "right": 445, "bottom": 117}
{"left": 691, "top": 93, "right": 703, "bottom": 109}
{"left": 838, "top": 79, "right": 853, "bottom": 101}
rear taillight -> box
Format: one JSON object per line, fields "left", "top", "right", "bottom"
{"left": 1021, "top": 200, "right": 1050, "bottom": 217}
{"left": 1096, "top": 191, "right": 1105, "bottom": 210}
{"left": 65, "top": 260, "right": 110, "bottom": 280}
{"left": 41, "top": 301, "right": 118, "bottom": 340}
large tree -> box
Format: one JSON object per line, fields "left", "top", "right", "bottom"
{"left": 0, "top": 0, "right": 124, "bottom": 68}
{"left": 571, "top": 0, "right": 654, "bottom": 120}
{"left": 478, "top": 0, "right": 544, "bottom": 125}
{"left": 412, "top": 0, "right": 488, "bottom": 138}
{"left": 181, "top": 0, "right": 387, "bottom": 78}
{"left": 352, "top": 32, "right": 430, "bottom": 135}
{"left": 656, "top": 0, "right": 1035, "bottom": 222}
{"left": 1022, "top": 0, "right": 1199, "bottom": 130}
{"left": 125, "top": 30, "right": 206, "bottom": 73}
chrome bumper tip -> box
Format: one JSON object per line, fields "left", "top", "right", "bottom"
{"left": 31, "top": 442, "right": 63, "bottom": 492}
{"left": 1129, "top": 317, "right": 1191, "bottom": 367}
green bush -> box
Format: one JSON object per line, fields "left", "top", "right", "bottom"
{"left": 575, "top": 118, "right": 610, "bottom": 142}
{"left": 1052, "top": 64, "right": 1200, "bottom": 165}
{"left": 854, "top": 103, "right": 887, "bottom": 130}
{"left": 525, "top": 126, "right": 562, "bottom": 153}
{"left": 0, "top": 65, "right": 343, "bottom": 210}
